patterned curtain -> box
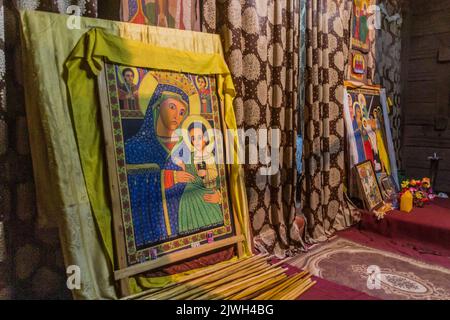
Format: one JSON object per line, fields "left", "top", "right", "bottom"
{"left": 374, "top": 0, "right": 403, "bottom": 168}
{"left": 301, "top": 0, "right": 359, "bottom": 242}
{"left": 202, "top": 0, "right": 302, "bottom": 257}
{"left": 0, "top": 0, "right": 11, "bottom": 300}
{"left": 298, "top": 0, "right": 307, "bottom": 133}
{"left": 121, "top": 0, "right": 201, "bottom": 31}
{"left": 14, "top": 0, "right": 97, "bottom": 16}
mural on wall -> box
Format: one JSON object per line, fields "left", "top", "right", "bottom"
{"left": 121, "top": 0, "right": 200, "bottom": 31}
{"left": 103, "top": 64, "right": 235, "bottom": 264}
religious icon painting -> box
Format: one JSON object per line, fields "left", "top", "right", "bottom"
{"left": 351, "top": 0, "right": 375, "bottom": 53}
{"left": 355, "top": 160, "right": 383, "bottom": 211}
{"left": 345, "top": 88, "right": 392, "bottom": 180}
{"left": 120, "top": 0, "right": 201, "bottom": 31}
{"left": 348, "top": 51, "right": 368, "bottom": 82}
{"left": 99, "top": 62, "right": 236, "bottom": 266}
{"left": 380, "top": 174, "right": 397, "bottom": 200}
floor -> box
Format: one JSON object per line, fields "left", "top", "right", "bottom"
{"left": 288, "top": 198, "right": 450, "bottom": 300}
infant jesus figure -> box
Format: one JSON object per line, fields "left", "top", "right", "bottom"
{"left": 175, "top": 121, "right": 223, "bottom": 234}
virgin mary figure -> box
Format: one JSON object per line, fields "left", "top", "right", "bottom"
{"left": 124, "top": 83, "right": 194, "bottom": 248}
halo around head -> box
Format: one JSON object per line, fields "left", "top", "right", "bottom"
{"left": 358, "top": 93, "right": 367, "bottom": 107}
{"left": 118, "top": 66, "right": 139, "bottom": 86}
{"left": 181, "top": 115, "right": 215, "bottom": 153}
{"left": 138, "top": 71, "right": 201, "bottom": 115}
{"left": 195, "top": 75, "right": 209, "bottom": 89}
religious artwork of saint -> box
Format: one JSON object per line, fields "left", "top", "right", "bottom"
{"left": 373, "top": 107, "right": 390, "bottom": 175}
{"left": 351, "top": 0, "right": 373, "bottom": 52}
{"left": 347, "top": 89, "right": 393, "bottom": 180}
{"left": 196, "top": 76, "right": 212, "bottom": 114}
{"left": 104, "top": 66, "right": 233, "bottom": 260}
{"left": 122, "top": 0, "right": 201, "bottom": 31}
{"left": 349, "top": 95, "right": 366, "bottom": 163}
{"left": 118, "top": 68, "right": 140, "bottom": 110}
{"left": 177, "top": 120, "right": 223, "bottom": 234}
{"left": 356, "top": 160, "right": 383, "bottom": 210}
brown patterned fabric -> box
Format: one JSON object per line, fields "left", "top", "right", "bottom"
{"left": 374, "top": 0, "right": 403, "bottom": 168}
{"left": 301, "top": 0, "right": 359, "bottom": 242}
{"left": 202, "top": 0, "right": 302, "bottom": 257}
{"left": 13, "top": 0, "right": 97, "bottom": 16}
{"left": 0, "top": 0, "right": 11, "bottom": 300}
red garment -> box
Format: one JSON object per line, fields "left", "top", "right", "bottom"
{"left": 164, "top": 170, "right": 175, "bottom": 189}
{"left": 363, "top": 140, "right": 374, "bottom": 162}
{"left": 162, "top": 141, "right": 177, "bottom": 189}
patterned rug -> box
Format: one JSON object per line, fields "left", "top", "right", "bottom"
{"left": 287, "top": 238, "right": 450, "bottom": 300}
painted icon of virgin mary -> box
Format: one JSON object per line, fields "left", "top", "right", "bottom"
{"left": 124, "top": 84, "right": 194, "bottom": 248}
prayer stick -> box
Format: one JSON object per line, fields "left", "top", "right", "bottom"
{"left": 192, "top": 267, "right": 288, "bottom": 300}
{"left": 169, "top": 261, "right": 279, "bottom": 300}
{"left": 142, "top": 255, "right": 269, "bottom": 299}
{"left": 225, "top": 274, "right": 288, "bottom": 300}
{"left": 273, "top": 277, "right": 313, "bottom": 300}
{"left": 252, "top": 272, "right": 308, "bottom": 300}
{"left": 277, "top": 279, "right": 316, "bottom": 300}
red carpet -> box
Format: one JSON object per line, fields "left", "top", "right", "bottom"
{"left": 297, "top": 276, "right": 378, "bottom": 300}
{"left": 281, "top": 262, "right": 377, "bottom": 300}
{"left": 287, "top": 238, "right": 450, "bottom": 300}
{"left": 345, "top": 198, "right": 450, "bottom": 267}
{"left": 275, "top": 198, "right": 450, "bottom": 299}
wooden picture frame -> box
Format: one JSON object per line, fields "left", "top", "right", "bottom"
{"left": 355, "top": 160, "right": 384, "bottom": 211}
{"left": 97, "top": 61, "right": 245, "bottom": 296}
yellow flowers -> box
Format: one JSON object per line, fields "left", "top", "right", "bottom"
{"left": 421, "top": 177, "right": 430, "bottom": 188}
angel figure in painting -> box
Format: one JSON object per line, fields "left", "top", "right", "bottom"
{"left": 176, "top": 119, "right": 223, "bottom": 234}
{"left": 355, "top": 103, "right": 373, "bottom": 162}
{"left": 373, "top": 107, "right": 390, "bottom": 175}
{"left": 197, "top": 76, "right": 212, "bottom": 114}
{"left": 364, "top": 117, "right": 381, "bottom": 172}
{"left": 350, "top": 99, "right": 366, "bottom": 163}
{"left": 119, "top": 68, "right": 140, "bottom": 110}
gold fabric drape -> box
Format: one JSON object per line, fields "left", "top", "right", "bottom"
{"left": 202, "top": 0, "right": 302, "bottom": 256}
{"left": 301, "top": 0, "right": 359, "bottom": 242}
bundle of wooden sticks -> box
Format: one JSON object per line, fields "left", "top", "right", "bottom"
{"left": 123, "top": 254, "right": 316, "bottom": 300}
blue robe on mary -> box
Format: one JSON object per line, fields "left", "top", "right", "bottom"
{"left": 124, "top": 89, "right": 189, "bottom": 248}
